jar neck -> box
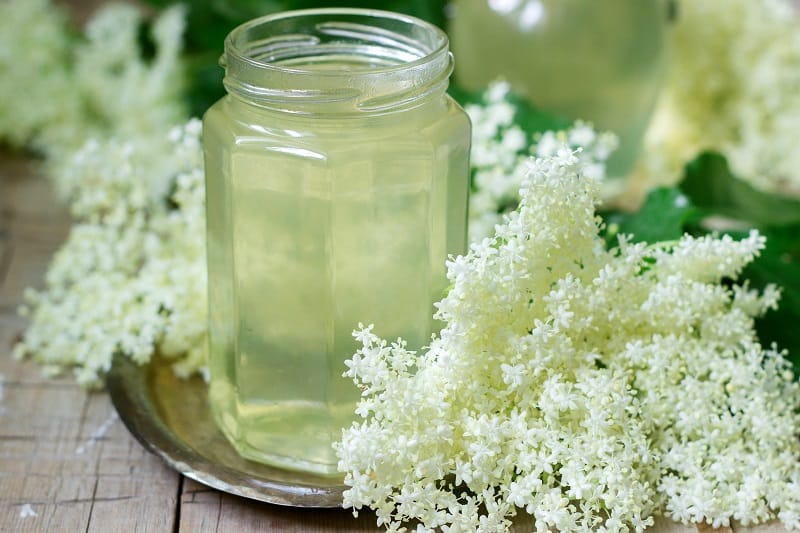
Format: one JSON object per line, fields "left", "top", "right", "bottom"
{"left": 222, "top": 8, "right": 453, "bottom": 116}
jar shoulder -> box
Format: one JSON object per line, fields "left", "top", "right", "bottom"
{"left": 203, "top": 95, "right": 470, "bottom": 147}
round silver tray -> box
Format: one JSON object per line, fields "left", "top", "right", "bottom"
{"left": 106, "top": 354, "right": 346, "bottom": 507}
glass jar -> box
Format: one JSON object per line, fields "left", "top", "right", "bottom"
{"left": 203, "top": 8, "right": 471, "bottom": 476}
{"left": 448, "top": 0, "right": 667, "bottom": 180}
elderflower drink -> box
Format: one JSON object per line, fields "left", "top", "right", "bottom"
{"left": 203, "top": 9, "right": 470, "bottom": 477}
{"left": 448, "top": 0, "right": 667, "bottom": 179}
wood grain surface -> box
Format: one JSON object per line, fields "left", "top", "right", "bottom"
{"left": 0, "top": 3, "right": 795, "bottom": 530}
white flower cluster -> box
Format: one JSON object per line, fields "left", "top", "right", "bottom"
{"left": 640, "top": 0, "right": 800, "bottom": 194}
{"left": 2, "top": 0, "right": 203, "bottom": 385}
{"left": 467, "top": 81, "right": 617, "bottom": 240}
{"left": 71, "top": 2, "right": 187, "bottom": 148}
{"left": 0, "top": 0, "right": 186, "bottom": 159}
{"left": 13, "top": 120, "right": 207, "bottom": 386}
{"left": 337, "top": 148, "right": 800, "bottom": 531}
{"left": 0, "top": 0, "right": 75, "bottom": 150}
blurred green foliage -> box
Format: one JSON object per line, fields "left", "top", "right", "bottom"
{"left": 141, "top": 0, "right": 448, "bottom": 116}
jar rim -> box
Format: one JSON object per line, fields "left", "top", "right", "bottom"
{"left": 225, "top": 8, "right": 449, "bottom": 76}
{"left": 221, "top": 8, "right": 453, "bottom": 114}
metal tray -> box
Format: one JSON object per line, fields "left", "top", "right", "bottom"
{"left": 106, "top": 354, "right": 346, "bottom": 507}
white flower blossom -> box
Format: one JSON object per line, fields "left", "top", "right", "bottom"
{"left": 639, "top": 0, "right": 800, "bottom": 195}
{"left": 0, "top": 0, "right": 77, "bottom": 150}
{"left": 467, "top": 81, "right": 618, "bottom": 241}
{"left": 336, "top": 146, "right": 800, "bottom": 532}
{"left": 13, "top": 120, "right": 207, "bottom": 385}
{"left": 1, "top": 0, "right": 196, "bottom": 384}
{"left": 0, "top": 0, "right": 185, "bottom": 162}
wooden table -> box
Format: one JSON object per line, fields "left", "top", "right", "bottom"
{"left": 0, "top": 0, "right": 791, "bottom": 530}
{"left": 0, "top": 157, "right": 793, "bottom": 533}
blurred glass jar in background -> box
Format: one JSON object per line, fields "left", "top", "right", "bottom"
{"left": 448, "top": 0, "right": 668, "bottom": 180}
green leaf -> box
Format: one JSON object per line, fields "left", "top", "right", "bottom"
{"left": 602, "top": 187, "right": 699, "bottom": 244}
{"left": 728, "top": 224, "right": 800, "bottom": 373}
{"left": 682, "top": 151, "right": 800, "bottom": 227}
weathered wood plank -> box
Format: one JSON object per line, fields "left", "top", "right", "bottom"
{"left": 179, "top": 478, "right": 381, "bottom": 532}
{"left": 0, "top": 156, "right": 181, "bottom": 533}
{"left": 0, "top": 175, "right": 10, "bottom": 290}
{"left": 0, "top": 157, "right": 60, "bottom": 219}
{"left": 0, "top": 152, "right": 70, "bottom": 313}
{"left": 0, "top": 228, "right": 10, "bottom": 296}
{"left": 733, "top": 521, "right": 792, "bottom": 532}
{"left": 0, "top": 332, "right": 182, "bottom": 533}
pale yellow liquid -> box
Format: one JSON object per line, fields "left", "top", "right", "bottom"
{"left": 203, "top": 90, "right": 470, "bottom": 476}
{"left": 449, "top": 0, "right": 666, "bottom": 178}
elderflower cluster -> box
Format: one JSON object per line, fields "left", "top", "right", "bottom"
{"left": 337, "top": 148, "right": 800, "bottom": 531}
{"left": 640, "top": 0, "right": 800, "bottom": 194}
{"left": 70, "top": 3, "right": 186, "bottom": 149}
{"left": 0, "top": 0, "right": 186, "bottom": 160}
{"left": 13, "top": 120, "right": 207, "bottom": 386}
{"left": 0, "top": 0, "right": 76, "bottom": 150}
{"left": 467, "top": 81, "right": 617, "bottom": 240}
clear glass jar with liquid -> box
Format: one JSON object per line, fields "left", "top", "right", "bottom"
{"left": 203, "top": 8, "right": 471, "bottom": 476}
